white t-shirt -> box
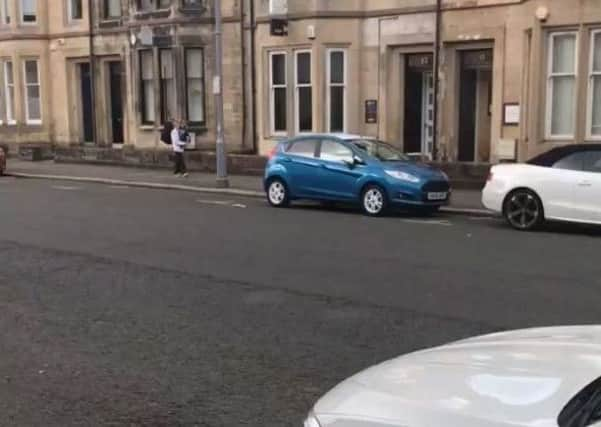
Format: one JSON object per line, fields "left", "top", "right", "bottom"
{"left": 171, "top": 128, "right": 187, "bottom": 153}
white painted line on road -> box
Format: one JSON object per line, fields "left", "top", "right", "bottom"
{"left": 51, "top": 185, "right": 81, "bottom": 191}
{"left": 401, "top": 219, "right": 453, "bottom": 227}
{"left": 232, "top": 203, "right": 247, "bottom": 209}
{"left": 196, "top": 199, "right": 234, "bottom": 206}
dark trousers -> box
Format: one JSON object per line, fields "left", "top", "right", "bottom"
{"left": 174, "top": 152, "right": 187, "bottom": 174}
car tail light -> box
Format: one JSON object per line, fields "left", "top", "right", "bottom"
{"left": 268, "top": 146, "right": 278, "bottom": 159}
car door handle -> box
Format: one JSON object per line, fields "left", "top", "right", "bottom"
{"left": 578, "top": 181, "right": 592, "bottom": 187}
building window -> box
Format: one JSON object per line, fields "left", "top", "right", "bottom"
{"left": 546, "top": 32, "right": 578, "bottom": 139}
{"left": 139, "top": 50, "right": 155, "bottom": 124}
{"left": 21, "top": 0, "right": 36, "bottom": 23}
{"left": 104, "top": 0, "right": 121, "bottom": 18}
{"left": 327, "top": 48, "right": 347, "bottom": 133}
{"left": 159, "top": 49, "right": 176, "bottom": 123}
{"left": 182, "top": 0, "right": 203, "bottom": 7}
{"left": 23, "top": 59, "right": 41, "bottom": 124}
{"left": 68, "top": 0, "right": 82, "bottom": 20}
{"left": 3, "top": 61, "right": 15, "bottom": 124}
{"left": 269, "top": 52, "right": 287, "bottom": 135}
{"left": 185, "top": 48, "right": 205, "bottom": 124}
{"left": 589, "top": 30, "right": 601, "bottom": 139}
{"left": 269, "top": 0, "right": 287, "bottom": 15}
{"left": 1, "top": 0, "right": 10, "bottom": 24}
{"left": 295, "top": 50, "right": 312, "bottom": 133}
{"left": 138, "top": 0, "right": 170, "bottom": 10}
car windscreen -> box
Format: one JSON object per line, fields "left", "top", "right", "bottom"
{"left": 350, "top": 139, "right": 410, "bottom": 162}
{"left": 558, "top": 376, "right": 601, "bottom": 427}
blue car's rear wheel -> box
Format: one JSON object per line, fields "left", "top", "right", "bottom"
{"left": 267, "top": 178, "right": 290, "bottom": 208}
{"left": 361, "top": 185, "right": 387, "bottom": 216}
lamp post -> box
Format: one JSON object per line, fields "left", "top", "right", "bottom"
{"left": 214, "top": 0, "right": 229, "bottom": 188}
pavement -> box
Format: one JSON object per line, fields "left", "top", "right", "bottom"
{"left": 5, "top": 159, "right": 487, "bottom": 214}
{"left": 2, "top": 178, "right": 601, "bottom": 426}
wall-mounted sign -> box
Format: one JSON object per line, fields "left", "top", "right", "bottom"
{"left": 407, "top": 53, "right": 433, "bottom": 70}
{"left": 503, "top": 103, "right": 520, "bottom": 125}
{"left": 270, "top": 19, "right": 288, "bottom": 36}
{"left": 365, "top": 100, "right": 378, "bottom": 124}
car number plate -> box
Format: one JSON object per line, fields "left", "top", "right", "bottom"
{"left": 427, "top": 192, "right": 447, "bottom": 200}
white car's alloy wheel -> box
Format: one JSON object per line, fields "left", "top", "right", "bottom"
{"left": 504, "top": 190, "right": 542, "bottom": 230}
{"left": 363, "top": 186, "right": 385, "bottom": 216}
{"left": 267, "top": 180, "right": 289, "bottom": 207}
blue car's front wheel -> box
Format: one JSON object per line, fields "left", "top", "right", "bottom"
{"left": 267, "top": 178, "right": 290, "bottom": 208}
{"left": 361, "top": 185, "right": 387, "bottom": 217}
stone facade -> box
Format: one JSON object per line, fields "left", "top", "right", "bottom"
{"left": 1, "top": 0, "right": 600, "bottom": 164}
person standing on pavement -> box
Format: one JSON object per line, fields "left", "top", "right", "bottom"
{"left": 171, "top": 119, "right": 190, "bottom": 177}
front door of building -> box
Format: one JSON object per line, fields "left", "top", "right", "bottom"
{"left": 458, "top": 49, "right": 493, "bottom": 163}
{"left": 79, "top": 63, "right": 94, "bottom": 143}
{"left": 403, "top": 53, "right": 434, "bottom": 158}
{"left": 108, "top": 61, "right": 124, "bottom": 145}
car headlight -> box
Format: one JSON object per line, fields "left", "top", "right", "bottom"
{"left": 304, "top": 411, "right": 322, "bottom": 427}
{"left": 385, "top": 170, "right": 420, "bottom": 183}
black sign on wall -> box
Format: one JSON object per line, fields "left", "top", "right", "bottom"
{"left": 270, "top": 19, "right": 288, "bottom": 36}
{"left": 365, "top": 100, "right": 378, "bottom": 124}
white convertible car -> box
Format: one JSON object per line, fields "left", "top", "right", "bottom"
{"left": 482, "top": 145, "right": 601, "bottom": 230}
{"left": 305, "top": 326, "right": 601, "bottom": 427}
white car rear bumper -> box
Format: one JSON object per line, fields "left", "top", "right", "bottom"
{"left": 482, "top": 182, "right": 505, "bottom": 213}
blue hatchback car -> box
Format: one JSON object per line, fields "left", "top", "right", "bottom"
{"left": 264, "top": 134, "right": 451, "bottom": 216}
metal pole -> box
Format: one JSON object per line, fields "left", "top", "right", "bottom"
{"left": 88, "top": 0, "right": 97, "bottom": 145}
{"left": 432, "top": 0, "right": 442, "bottom": 161}
{"left": 214, "top": 0, "right": 229, "bottom": 188}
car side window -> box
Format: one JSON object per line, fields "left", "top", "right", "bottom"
{"left": 286, "top": 140, "right": 317, "bottom": 158}
{"left": 320, "top": 140, "right": 354, "bottom": 163}
{"left": 583, "top": 151, "right": 601, "bottom": 173}
{"left": 552, "top": 152, "right": 586, "bottom": 171}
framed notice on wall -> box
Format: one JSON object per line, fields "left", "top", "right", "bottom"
{"left": 365, "top": 100, "right": 378, "bottom": 124}
{"left": 503, "top": 103, "right": 520, "bottom": 125}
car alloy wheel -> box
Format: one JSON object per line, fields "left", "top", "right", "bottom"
{"left": 504, "top": 189, "right": 543, "bottom": 231}
{"left": 267, "top": 179, "right": 289, "bottom": 207}
{"left": 362, "top": 185, "right": 386, "bottom": 216}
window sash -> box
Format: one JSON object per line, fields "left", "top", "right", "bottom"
{"left": 104, "top": 0, "right": 121, "bottom": 18}
{"left": 21, "top": 0, "right": 36, "bottom": 23}
{"left": 185, "top": 48, "right": 205, "bottom": 124}
{"left": 294, "top": 50, "right": 312, "bottom": 133}
{"left": 326, "top": 49, "right": 347, "bottom": 133}
{"left": 546, "top": 32, "right": 578, "bottom": 139}
{"left": 269, "top": 52, "right": 287, "bottom": 135}
{"left": 139, "top": 50, "right": 155, "bottom": 124}
{"left": 69, "top": 0, "right": 83, "bottom": 20}
{"left": 4, "top": 61, "right": 15, "bottom": 124}
{"left": 588, "top": 30, "right": 601, "bottom": 139}
{"left": 23, "top": 59, "right": 41, "bottom": 124}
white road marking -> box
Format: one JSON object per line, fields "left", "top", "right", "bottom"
{"left": 196, "top": 199, "right": 234, "bottom": 206}
{"left": 232, "top": 203, "right": 247, "bottom": 209}
{"left": 401, "top": 219, "right": 453, "bottom": 227}
{"left": 51, "top": 185, "right": 81, "bottom": 191}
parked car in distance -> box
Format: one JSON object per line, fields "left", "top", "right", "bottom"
{"left": 305, "top": 325, "right": 601, "bottom": 427}
{"left": 483, "top": 144, "right": 601, "bottom": 230}
{"left": 264, "top": 134, "right": 450, "bottom": 216}
{"left": 0, "top": 145, "right": 6, "bottom": 176}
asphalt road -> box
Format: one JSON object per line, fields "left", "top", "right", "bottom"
{"left": 1, "top": 177, "right": 601, "bottom": 426}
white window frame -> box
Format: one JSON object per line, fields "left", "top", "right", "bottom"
{"left": 269, "top": 51, "right": 287, "bottom": 137}
{"left": 545, "top": 31, "right": 578, "bottom": 140}
{"left": 294, "top": 49, "right": 312, "bottom": 134}
{"left": 23, "top": 58, "right": 42, "bottom": 125}
{"left": 4, "top": 60, "right": 15, "bottom": 125}
{"left": 67, "top": 0, "right": 83, "bottom": 21}
{"left": 326, "top": 48, "right": 347, "bottom": 134}
{"left": 20, "top": 0, "right": 37, "bottom": 24}
{"left": 587, "top": 29, "right": 601, "bottom": 140}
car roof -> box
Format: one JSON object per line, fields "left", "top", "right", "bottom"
{"left": 528, "top": 144, "right": 601, "bottom": 167}
{"left": 286, "top": 133, "right": 375, "bottom": 142}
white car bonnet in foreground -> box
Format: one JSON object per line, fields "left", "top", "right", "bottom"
{"left": 311, "top": 326, "right": 601, "bottom": 427}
